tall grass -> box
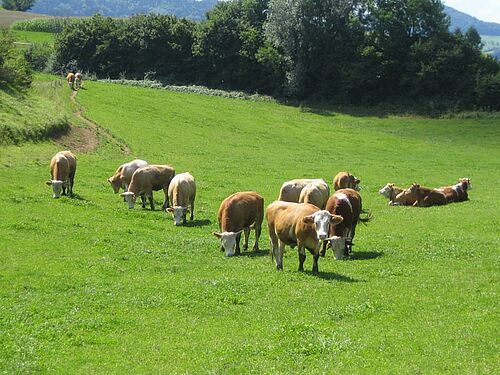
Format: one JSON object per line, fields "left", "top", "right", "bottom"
{"left": 11, "top": 18, "right": 72, "bottom": 33}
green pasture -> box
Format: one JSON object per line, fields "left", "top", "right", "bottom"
{"left": 11, "top": 30, "right": 55, "bottom": 45}
{"left": 0, "top": 78, "right": 499, "bottom": 373}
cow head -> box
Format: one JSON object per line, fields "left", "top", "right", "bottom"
{"left": 120, "top": 192, "right": 136, "bottom": 208}
{"left": 166, "top": 206, "right": 189, "bottom": 226}
{"left": 213, "top": 230, "right": 243, "bottom": 257}
{"left": 459, "top": 178, "right": 471, "bottom": 190}
{"left": 351, "top": 175, "right": 361, "bottom": 191}
{"left": 409, "top": 183, "right": 420, "bottom": 193}
{"left": 327, "top": 236, "right": 348, "bottom": 260}
{"left": 378, "top": 183, "right": 394, "bottom": 198}
{"left": 108, "top": 175, "right": 122, "bottom": 193}
{"left": 303, "top": 210, "right": 343, "bottom": 240}
{"left": 46, "top": 180, "right": 64, "bottom": 198}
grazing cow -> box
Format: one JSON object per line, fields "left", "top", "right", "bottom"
{"left": 108, "top": 159, "right": 148, "bottom": 194}
{"left": 438, "top": 178, "right": 472, "bottom": 203}
{"left": 279, "top": 178, "right": 326, "bottom": 203}
{"left": 266, "top": 201, "right": 343, "bottom": 272}
{"left": 378, "top": 183, "right": 416, "bottom": 206}
{"left": 120, "top": 165, "right": 175, "bottom": 210}
{"left": 333, "top": 172, "right": 360, "bottom": 191}
{"left": 66, "top": 73, "right": 75, "bottom": 89}
{"left": 46, "top": 150, "right": 77, "bottom": 198}
{"left": 324, "top": 189, "right": 365, "bottom": 259}
{"left": 213, "top": 192, "right": 264, "bottom": 257}
{"left": 74, "top": 73, "right": 83, "bottom": 89}
{"left": 298, "top": 180, "right": 330, "bottom": 209}
{"left": 408, "top": 183, "right": 447, "bottom": 207}
{"left": 166, "top": 172, "right": 196, "bottom": 226}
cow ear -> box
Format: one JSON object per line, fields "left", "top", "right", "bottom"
{"left": 213, "top": 232, "right": 222, "bottom": 239}
{"left": 302, "top": 214, "right": 315, "bottom": 224}
{"left": 46, "top": 180, "right": 52, "bottom": 186}
{"left": 330, "top": 215, "right": 343, "bottom": 225}
{"left": 107, "top": 178, "right": 112, "bottom": 183}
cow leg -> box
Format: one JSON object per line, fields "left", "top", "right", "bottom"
{"left": 190, "top": 200, "right": 194, "bottom": 221}
{"left": 140, "top": 194, "right": 146, "bottom": 208}
{"left": 298, "top": 246, "right": 306, "bottom": 272}
{"left": 243, "top": 227, "right": 250, "bottom": 251}
{"left": 148, "top": 193, "right": 155, "bottom": 211}
{"left": 320, "top": 241, "right": 328, "bottom": 257}
{"left": 275, "top": 240, "right": 285, "bottom": 271}
{"left": 312, "top": 244, "right": 321, "bottom": 273}
{"left": 235, "top": 232, "right": 241, "bottom": 255}
{"left": 162, "top": 188, "right": 169, "bottom": 210}
{"left": 253, "top": 224, "right": 261, "bottom": 251}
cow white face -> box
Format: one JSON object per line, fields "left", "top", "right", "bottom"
{"left": 213, "top": 231, "right": 242, "bottom": 257}
{"left": 379, "top": 183, "right": 393, "bottom": 198}
{"left": 167, "top": 206, "right": 188, "bottom": 226}
{"left": 303, "top": 210, "right": 343, "bottom": 240}
{"left": 352, "top": 177, "right": 361, "bottom": 191}
{"left": 329, "top": 236, "right": 347, "bottom": 260}
{"left": 46, "top": 180, "right": 64, "bottom": 198}
{"left": 460, "top": 178, "right": 471, "bottom": 190}
{"left": 120, "top": 192, "right": 136, "bottom": 208}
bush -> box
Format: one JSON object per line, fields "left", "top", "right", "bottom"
{"left": 476, "top": 72, "right": 500, "bottom": 111}
{"left": 0, "top": 28, "right": 32, "bottom": 88}
{"left": 11, "top": 18, "right": 73, "bottom": 33}
{"left": 23, "top": 42, "right": 54, "bottom": 71}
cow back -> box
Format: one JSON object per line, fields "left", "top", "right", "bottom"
{"left": 218, "top": 192, "right": 264, "bottom": 232}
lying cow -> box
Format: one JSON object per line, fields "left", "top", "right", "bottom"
{"left": 121, "top": 165, "right": 175, "bottom": 210}
{"left": 378, "top": 183, "right": 416, "bottom": 206}
{"left": 266, "top": 201, "right": 343, "bottom": 273}
{"left": 333, "top": 172, "right": 360, "bottom": 191}
{"left": 324, "top": 189, "right": 365, "bottom": 259}
{"left": 437, "top": 178, "right": 472, "bottom": 203}
{"left": 166, "top": 172, "right": 196, "bottom": 226}
{"left": 213, "top": 191, "right": 264, "bottom": 257}
{"left": 298, "top": 180, "right": 330, "bottom": 209}
{"left": 46, "top": 150, "right": 77, "bottom": 198}
{"left": 408, "top": 183, "right": 447, "bottom": 207}
{"left": 279, "top": 178, "right": 327, "bottom": 203}
{"left": 108, "top": 159, "right": 148, "bottom": 194}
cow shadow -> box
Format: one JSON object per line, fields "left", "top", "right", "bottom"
{"left": 239, "top": 249, "right": 270, "bottom": 258}
{"left": 305, "top": 271, "right": 362, "bottom": 282}
{"left": 350, "top": 251, "right": 384, "bottom": 261}
{"left": 184, "top": 219, "right": 212, "bottom": 228}
{"left": 68, "top": 193, "right": 87, "bottom": 201}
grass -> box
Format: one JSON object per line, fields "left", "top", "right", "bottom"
{"left": 0, "top": 75, "right": 70, "bottom": 145}
{"left": 11, "top": 30, "right": 55, "bottom": 45}
{"left": 0, "top": 78, "right": 499, "bottom": 373}
{"left": 0, "top": 8, "right": 50, "bottom": 28}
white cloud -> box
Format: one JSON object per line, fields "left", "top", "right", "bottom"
{"left": 444, "top": 0, "right": 500, "bottom": 24}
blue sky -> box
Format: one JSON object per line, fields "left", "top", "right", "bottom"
{"left": 444, "top": 0, "right": 500, "bottom": 24}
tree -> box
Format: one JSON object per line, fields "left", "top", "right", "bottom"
{"left": 2, "top": 0, "right": 36, "bottom": 11}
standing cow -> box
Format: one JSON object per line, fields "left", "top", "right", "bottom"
{"left": 66, "top": 72, "right": 75, "bottom": 89}
{"left": 278, "top": 178, "right": 327, "bottom": 203}
{"left": 213, "top": 191, "right": 264, "bottom": 257}
{"left": 298, "top": 180, "right": 330, "bottom": 209}
{"left": 166, "top": 172, "right": 196, "bottom": 226}
{"left": 266, "top": 201, "right": 343, "bottom": 273}
{"left": 333, "top": 172, "right": 360, "bottom": 191}
{"left": 121, "top": 165, "right": 175, "bottom": 210}
{"left": 108, "top": 159, "right": 148, "bottom": 194}
{"left": 46, "top": 150, "right": 77, "bottom": 198}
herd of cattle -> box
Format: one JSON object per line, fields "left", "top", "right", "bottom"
{"left": 46, "top": 151, "right": 472, "bottom": 273}
{"left": 66, "top": 72, "right": 84, "bottom": 90}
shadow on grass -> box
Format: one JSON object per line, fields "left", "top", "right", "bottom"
{"left": 305, "top": 270, "right": 362, "bottom": 282}
{"left": 68, "top": 193, "right": 87, "bottom": 201}
{"left": 184, "top": 219, "right": 212, "bottom": 228}
{"left": 239, "top": 249, "right": 270, "bottom": 258}
{"left": 350, "top": 251, "right": 384, "bottom": 260}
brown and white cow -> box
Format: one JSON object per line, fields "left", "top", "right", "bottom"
{"left": 324, "top": 189, "right": 363, "bottom": 259}
{"left": 266, "top": 201, "right": 343, "bottom": 273}
{"left": 278, "top": 178, "right": 326, "bottom": 203}
{"left": 213, "top": 191, "right": 264, "bottom": 257}
{"left": 378, "top": 183, "right": 416, "bottom": 206}
{"left": 166, "top": 172, "right": 196, "bottom": 226}
{"left": 408, "top": 183, "right": 447, "bottom": 207}
{"left": 437, "top": 178, "right": 472, "bottom": 203}
{"left": 46, "top": 150, "right": 77, "bottom": 198}
{"left": 120, "top": 165, "right": 175, "bottom": 210}
{"left": 74, "top": 72, "right": 83, "bottom": 89}
{"left": 66, "top": 72, "right": 75, "bottom": 89}
{"left": 108, "top": 159, "right": 148, "bottom": 194}
{"left": 298, "top": 180, "right": 330, "bottom": 209}
{"left": 333, "top": 172, "right": 360, "bottom": 191}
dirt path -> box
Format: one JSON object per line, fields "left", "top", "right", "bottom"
{"left": 54, "top": 89, "right": 130, "bottom": 154}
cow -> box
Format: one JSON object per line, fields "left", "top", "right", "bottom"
{"left": 74, "top": 72, "right": 83, "bottom": 89}
{"left": 213, "top": 192, "right": 264, "bottom": 257}
{"left": 120, "top": 165, "right": 175, "bottom": 210}
{"left": 166, "top": 172, "right": 196, "bottom": 226}
{"left": 278, "top": 178, "right": 327, "bottom": 203}
{"left": 266, "top": 201, "right": 343, "bottom": 273}
{"left": 66, "top": 72, "right": 75, "bottom": 89}
{"left": 108, "top": 159, "right": 148, "bottom": 194}
{"left": 333, "top": 172, "right": 360, "bottom": 191}
{"left": 323, "top": 189, "right": 366, "bottom": 259}
{"left": 378, "top": 183, "right": 416, "bottom": 206}
{"left": 46, "top": 150, "right": 77, "bottom": 198}
{"left": 408, "top": 183, "right": 447, "bottom": 207}
{"left": 437, "top": 178, "right": 472, "bottom": 203}
{"left": 298, "top": 180, "right": 330, "bottom": 209}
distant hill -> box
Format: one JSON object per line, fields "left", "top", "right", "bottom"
{"left": 445, "top": 5, "right": 500, "bottom": 36}
{"left": 30, "top": 0, "right": 219, "bottom": 20}
{"left": 0, "top": 8, "right": 50, "bottom": 28}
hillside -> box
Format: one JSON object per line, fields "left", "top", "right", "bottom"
{"left": 30, "top": 0, "right": 218, "bottom": 20}
{"left": 0, "top": 7, "right": 50, "bottom": 27}
{"left": 445, "top": 5, "right": 500, "bottom": 35}
{"left": 0, "top": 76, "right": 498, "bottom": 373}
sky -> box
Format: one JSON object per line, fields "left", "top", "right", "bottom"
{"left": 443, "top": 0, "right": 500, "bottom": 24}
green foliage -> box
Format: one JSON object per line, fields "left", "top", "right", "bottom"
{"left": 0, "top": 78, "right": 499, "bottom": 373}
{"left": 476, "top": 72, "right": 500, "bottom": 110}
{"left": 11, "top": 17, "right": 72, "bottom": 33}
{"left": 2, "top": 0, "right": 35, "bottom": 12}
{"left": 0, "top": 27, "right": 32, "bottom": 87}
{"left": 23, "top": 41, "right": 53, "bottom": 71}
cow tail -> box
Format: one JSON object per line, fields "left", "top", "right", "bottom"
{"left": 359, "top": 209, "right": 373, "bottom": 225}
